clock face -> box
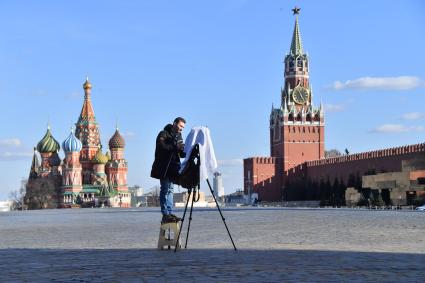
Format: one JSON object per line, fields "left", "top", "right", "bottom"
{"left": 292, "top": 87, "right": 309, "bottom": 105}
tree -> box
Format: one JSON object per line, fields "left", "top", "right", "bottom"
{"left": 372, "top": 191, "right": 385, "bottom": 207}
{"left": 319, "top": 177, "right": 332, "bottom": 206}
{"left": 331, "top": 177, "right": 339, "bottom": 206}
{"left": 9, "top": 189, "right": 24, "bottom": 210}
{"left": 355, "top": 172, "right": 362, "bottom": 189}
{"left": 9, "top": 179, "right": 27, "bottom": 210}
{"left": 25, "top": 178, "right": 59, "bottom": 209}
{"left": 325, "top": 149, "right": 342, "bottom": 158}
{"left": 347, "top": 173, "right": 356, "bottom": 188}
{"left": 337, "top": 178, "right": 347, "bottom": 206}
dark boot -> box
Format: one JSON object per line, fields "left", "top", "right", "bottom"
{"left": 169, "top": 214, "right": 182, "bottom": 222}
{"left": 161, "top": 214, "right": 174, "bottom": 224}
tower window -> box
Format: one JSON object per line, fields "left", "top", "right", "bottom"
{"left": 297, "top": 59, "right": 303, "bottom": 67}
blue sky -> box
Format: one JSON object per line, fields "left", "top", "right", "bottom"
{"left": 0, "top": 0, "right": 424, "bottom": 199}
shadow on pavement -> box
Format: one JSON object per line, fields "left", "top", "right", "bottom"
{"left": 0, "top": 248, "right": 423, "bottom": 282}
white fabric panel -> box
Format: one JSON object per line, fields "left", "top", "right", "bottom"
{"left": 180, "top": 126, "right": 217, "bottom": 180}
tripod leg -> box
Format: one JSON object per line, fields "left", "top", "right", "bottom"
{"left": 185, "top": 187, "right": 196, "bottom": 249}
{"left": 174, "top": 189, "right": 192, "bottom": 252}
{"left": 206, "top": 179, "right": 237, "bottom": 251}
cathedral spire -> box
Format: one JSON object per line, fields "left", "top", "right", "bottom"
{"left": 29, "top": 147, "right": 39, "bottom": 179}
{"left": 290, "top": 7, "right": 304, "bottom": 56}
{"left": 79, "top": 77, "right": 95, "bottom": 122}
{"left": 75, "top": 77, "right": 102, "bottom": 184}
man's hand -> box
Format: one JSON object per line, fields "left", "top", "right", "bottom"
{"left": 177, "top": 142, "right": 185, "bottom": 151}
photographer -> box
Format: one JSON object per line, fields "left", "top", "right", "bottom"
{"left": 151, "top": 117, "right": 186, "bottom": 223}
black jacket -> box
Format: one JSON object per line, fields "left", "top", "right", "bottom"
{"left": 151, "top": 124, "right": 186, "bottom": 182}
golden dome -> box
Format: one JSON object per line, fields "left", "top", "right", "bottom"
{"left": 83, "top": 77, "right": 92, "bottom": 89}
{"left": 92, "top": 149, "right": 108, "bottom": 164}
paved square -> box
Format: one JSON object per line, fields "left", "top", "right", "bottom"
{"left": 1, "top": 207, "right": 424, "bottom": 282}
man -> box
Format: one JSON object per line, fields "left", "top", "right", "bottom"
{"left": 151, "top": 117, "right": 186, "bottom": 223}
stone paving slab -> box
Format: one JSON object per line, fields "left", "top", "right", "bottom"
{"left": 1, "top": 207, "right": 424, "bottom": 282}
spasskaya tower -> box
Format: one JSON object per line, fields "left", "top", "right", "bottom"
{"left": 243, "top": 7, "right": 325, "bottom": 201}
{"left": 270, "top": 6, "right": 325, "bottom": 172}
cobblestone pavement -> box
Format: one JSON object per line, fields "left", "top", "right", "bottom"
{"left": 1, "top": 207, "right": 424, "bottom": 282}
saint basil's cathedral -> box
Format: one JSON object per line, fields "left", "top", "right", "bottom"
{"left": 25, "top": 78, "right": 130, "bottom": 209}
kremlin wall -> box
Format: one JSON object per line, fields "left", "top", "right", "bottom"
{"left": 244, "top": 9, "right": 425, "bottom": 206}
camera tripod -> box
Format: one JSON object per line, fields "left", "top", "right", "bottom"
{"left": 174, "top": 147, "right": 237, "bottom": 252}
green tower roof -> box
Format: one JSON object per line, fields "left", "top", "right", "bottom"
{"left": 290, "top": 15, "right": 304, "bottom": 56}
{"left": 36, "top": 126, "right": 60, "bottom": 153}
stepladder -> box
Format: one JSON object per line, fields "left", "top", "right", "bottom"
{"left": 158, "top": 222, "right": 182, "bottom": 250}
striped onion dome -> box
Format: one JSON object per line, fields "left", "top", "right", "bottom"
{"left": 92, "top": 149, "right": 109, "bottom": 164}
{"left": 36, "top": 127, "right": 60, "bottom": 153}
{"left": 62, "top": 130, "right": 82, "bottom": 153}
{"left": 109, "top": 128, "right": 125, "bottom": 149}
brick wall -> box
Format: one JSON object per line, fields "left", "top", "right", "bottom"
{"left": 304, "top": 143, "right": 425, "bottom": 184}
{"left": 243, "top": 157, "right": 282, "bottom": 201}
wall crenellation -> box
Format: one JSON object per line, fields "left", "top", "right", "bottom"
{"left": 245, "top": 157, "right": 278, "bottom": 165}
{"left": 306, "top": 143, "right": 425, "bottom": 167}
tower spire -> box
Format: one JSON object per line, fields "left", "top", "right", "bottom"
{"left": 29, "top": 147, "right": 39, "bottom": 179}
{"left": 78, "top": 77, "right": 96, "bottom": 122}
{"left": 75, "top": 77, "right": 102, "bottom": 184}
{"left": 290, "top": 7, "right": 304, "bottom": 56}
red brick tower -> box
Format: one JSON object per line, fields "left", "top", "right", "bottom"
{"left": 62, "top": 128, "right": 83, "bottom": 204}
{"left": 75, "top": 78, "right": 102, "bottom": 184}
{"left": 106, "top": 128, "right": 128, "bottom": 192}
{"left": 270, "top": 7, "right": 324, "bottom": 172}
{"left": 106, "top": 127, "right": 130, "bottom": 207}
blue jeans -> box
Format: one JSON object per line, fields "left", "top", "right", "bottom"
{"left": 160, "top": 179, "right": 174, "bottom": 215}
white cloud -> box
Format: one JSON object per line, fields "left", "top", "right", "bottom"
{"left": 0, "top": 138, "right": 22, "bottom": 147}
{"left": 401, "top": 112, "right": 425, "bottom": 120}
{"left": 217, "top": 159, "right": 243, "bottom": 166}
{"left": 371, "top": 124, "right": 424, "bottom": 133}
{"left": 0, "top": 151, "right": 32, "bottom": 160}
{"left": 323, "top": 104, "right": 344, "bottom": 112}
{"left": 332, "top": 76, "right": 424, "bottom": 91}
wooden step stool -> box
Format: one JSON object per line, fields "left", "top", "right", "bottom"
{"left": 157, "top": 222, "right": 181, "bottom": 250}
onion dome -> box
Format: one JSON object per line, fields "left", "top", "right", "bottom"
{"left": 62, "top": 129, "right": 82, "bottom": 153}
{"left": 83, "top": 77, "right": 92, "bottom": 90}
{"left": 92, "top": 150, "right": 109, "bottom": 164}
{"left": 105, "top": 150, "right": 111, "bottom": 161}
{"left": 50, "top": 152, "right": 61, "bottom": 166}
{"left": 109, "top": 128, "right": 125, "bottom": 149}
{"left": 37, "top": 126, "right": 60, "bottom": 153}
